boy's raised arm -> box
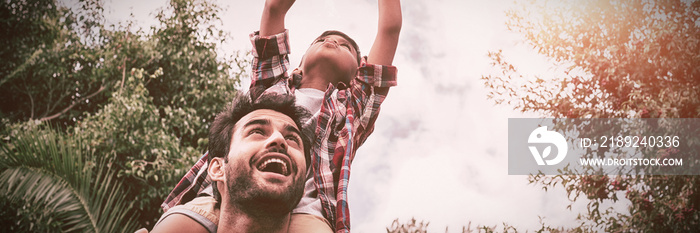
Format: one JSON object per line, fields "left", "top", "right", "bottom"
{"left": 260, "top": 0, "right": 295, "bottom": 36}
{"left": 367, "top": 0, "right": 402, "bottom": 66}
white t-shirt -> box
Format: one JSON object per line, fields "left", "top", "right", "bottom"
{"left": 294, "top": 88, "right": 324, "bottom": 121}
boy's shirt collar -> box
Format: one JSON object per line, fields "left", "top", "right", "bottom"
{"left": 291, "top": 72, "right": 348, "bottom": 91}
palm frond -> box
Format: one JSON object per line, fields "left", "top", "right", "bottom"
{"left": 0, "top": 124, "right": 140, "bottom": 232}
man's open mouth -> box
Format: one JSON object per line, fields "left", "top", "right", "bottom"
{"left": 256, "top": 156, "right": 291, "bottom": 176}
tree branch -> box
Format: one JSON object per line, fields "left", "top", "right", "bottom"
{"left": 38, "top": 85, "right": 107, "bottom": 122}
{"left": 0, "top": 49, "right": 43, "bottom": 88}
{"left": 22, "top": 78, "right": 36, "bottom": 120}
{"left": 119, "top": 30, "right": 129, "bottom": 94}
{"left": 27, "top": 91, "right": 35, "bottom": 120}
{"left": 120, "top": 57, "right": 126, "bottom": 92}
{"left": 45, "top": 91, "right": 71, "bottom": 118}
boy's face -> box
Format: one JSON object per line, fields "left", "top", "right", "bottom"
{"left": 301, "top": 34, "right": 359, "bottom": 83}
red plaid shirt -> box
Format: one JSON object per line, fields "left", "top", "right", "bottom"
{"left": 161, "top": 30, "right": 397, "bottom": 233}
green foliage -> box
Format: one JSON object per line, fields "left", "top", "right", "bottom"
{"left": 1, "top": 0, "right": 242, "bottom": 229}
{"left": 0, "top": 0, "right": 59, "bottom": 80}
{"left": 0, "top": 123, "right": 139, "bottom": 232}
{"left": 483, "top": 0, "right": 699, "bottom": 119}
{"left": 143, "top": 0, "right": 244, "bottom": 151}
{"left": 0, "top": 0, "right": 113, "bottom": 126}
{"left": 482, "top": 0, "right": 700, "bottom": 231}
{"left": 73, "top": 69, "right": 198, "bottom": 226}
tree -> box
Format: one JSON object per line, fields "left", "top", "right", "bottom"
{"left": 1, "top": 0, "right": 243, "bottom": 229}
{"left": 0, "top": 0, "right": 112, "bottom": 126}
{"left": 73, "top": 68, "right": 196, "bottom": 227}
{"left": 143, "top": 0, "right": 245, "bottom": 151}
{"left": 482, "top": 0, "right": 699, "bottom": 231}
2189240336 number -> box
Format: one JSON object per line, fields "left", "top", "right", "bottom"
{"left": 600, "top": 135, "right": 680, "bottom": 148}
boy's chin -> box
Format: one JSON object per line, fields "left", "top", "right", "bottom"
{"left": 303, "top": 60, "right": 356, "bottom": 79}
{"left": 306, "top": 52, "right": 355, "bottom": 67}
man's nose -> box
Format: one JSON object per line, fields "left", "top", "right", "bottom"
{"left": 266, "top": 130, "right": 287, "bottom": 151}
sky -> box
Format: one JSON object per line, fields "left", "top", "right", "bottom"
{"left": 96, "top": 0, "right": 611, "bottom": 231}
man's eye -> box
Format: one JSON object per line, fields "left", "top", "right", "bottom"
{"left": 286, "top": 135, "right": 301, "bottom": 144}
{"left": 249, "top": 129, "right": 264, "bottom": 135}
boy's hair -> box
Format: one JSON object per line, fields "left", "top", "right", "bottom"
{"left": 207, "top": 92, "right": 313, "bottom": 205}
{"left": 313, "top": 30, "right": 362, "bottom": 65}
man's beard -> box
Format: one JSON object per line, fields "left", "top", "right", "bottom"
{"left": 226, "top": 161, "right": 304, "bottom": 217}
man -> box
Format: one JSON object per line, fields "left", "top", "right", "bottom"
{"left": 150, "top": 93, "right": 312, "bottom": 233}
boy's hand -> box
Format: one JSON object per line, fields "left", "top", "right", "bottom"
{"left": 368, "top": 0, "right": 402, "bottom": 66}
{"left": 260, "top": 0, "right": 296, "bottom": 36}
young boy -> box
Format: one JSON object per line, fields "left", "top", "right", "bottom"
{"left": 154, "top": 0, "right": 401, "bottom": 232}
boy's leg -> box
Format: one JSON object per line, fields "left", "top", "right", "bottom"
{"left": 289, "top": 213, "right": 333, "bottom": 233}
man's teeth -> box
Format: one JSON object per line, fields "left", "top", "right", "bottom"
{"left": 258, "top": 158, "right": 289, "bottom": 175}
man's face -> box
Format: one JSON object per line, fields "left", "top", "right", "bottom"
{"left": 222, "top": 109, "right": 306, "bottom": 214}
{"left": 302, "top": 34, "right": 359, "bottom": 82}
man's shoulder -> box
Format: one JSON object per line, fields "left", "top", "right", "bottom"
{"left": 152, "top": 196, "right": 218, "bottom": 233}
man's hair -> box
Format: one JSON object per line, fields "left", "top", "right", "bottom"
{"left": 207, "top": 92, "right": 313, "bottom": 204}
{"left": 313, "top": 30, "right": 362, "bottom": 65}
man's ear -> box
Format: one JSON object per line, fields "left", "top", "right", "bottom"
{"left": 209, "top": 157, "right": 225, "bottom": 182}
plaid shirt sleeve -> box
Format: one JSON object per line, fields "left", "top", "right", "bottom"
{"left": 249, "top": 30, "right": 293, "bottom": 99}
{"left": 351, "top": 57, "right": 398, "bottom": 152}
{"left": 161, "top": 152, "right": 211, "bottom": 212}
{"left": 315, "top": 56, "right": 397, "bottom": 232}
